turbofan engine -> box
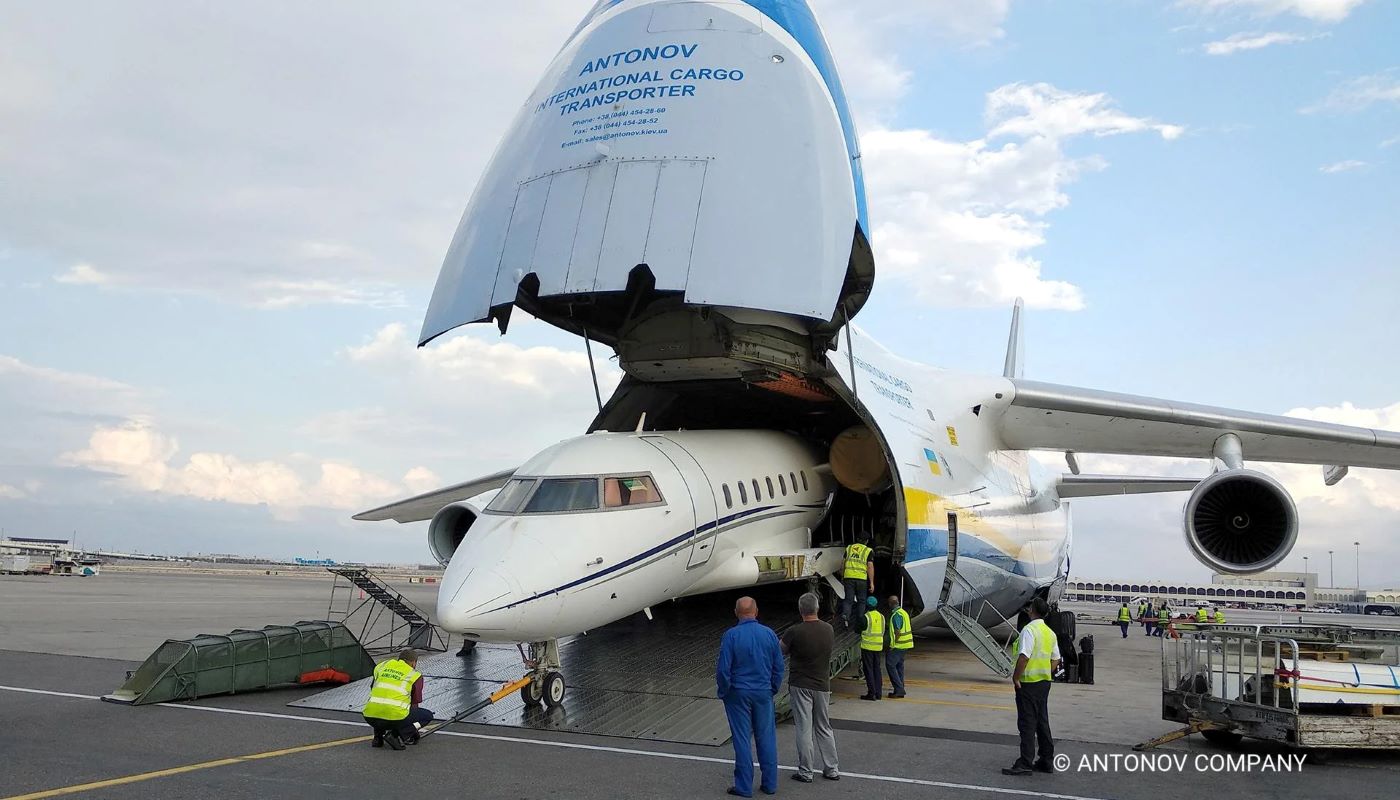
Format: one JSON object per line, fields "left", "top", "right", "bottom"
{"left": 1183, "top": 470, "right": 1298, "bottom": 574}
{"left": 427, "top": 501, "right": 480, "bottom": 566}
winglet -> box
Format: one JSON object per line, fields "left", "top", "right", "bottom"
{"left": 1003, "top": 298, "right": 1024, "bottom": 379}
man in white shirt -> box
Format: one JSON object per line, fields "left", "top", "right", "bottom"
{"left": 1003, "top": 597, "right": 1062, "bottom": 776}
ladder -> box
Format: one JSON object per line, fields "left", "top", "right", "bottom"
{"left": 934, "top": 512, "right": 1016, "bottom": 677}
{"left": 326, "top": 567, "right": 446, "bottom": 656}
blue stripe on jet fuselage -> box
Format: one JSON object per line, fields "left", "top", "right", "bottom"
{"left": 487, "top": 502, "right": 824, "bottom": 613}
{"left": 905, "top": 527, "right": 1026, "bottom": 577}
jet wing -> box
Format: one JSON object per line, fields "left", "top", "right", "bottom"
{"left": 1001, "top": 380, "right": 1400, "bottom": 470}
{"left": 1056, "top": 474, "right": 1199, "bottom": 498}
{"left": 352, "top": 467, "right": 517, "bottom": 523}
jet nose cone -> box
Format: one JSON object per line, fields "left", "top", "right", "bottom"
{"left": 437, "top": 568, "right": 514, "bottom": 634}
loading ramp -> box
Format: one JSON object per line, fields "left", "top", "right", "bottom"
{"left": 103, "top": 620, "right": 375, "bottom": 705}
{"left": 293, "top": 583, "right": 859, "bottom": 746}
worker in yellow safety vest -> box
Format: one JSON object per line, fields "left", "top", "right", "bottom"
{"left": 1195, "top": 606, "right": 1209, "bottom": 623}
{"left": 1002, "top": 597, "right": 1062, "bottom": 776}
{"left": 858, "top": 596, "right": 885, "bottom": 701}
{"left": 1213, "top": 608, "right": 1225, "bottom": 624}
{"left": 841, "top": 534, "right": 875, "bottom": 628}
{"left": 1155, "top": 605, "right": 1169, "bottom": 637}
{"left": 362, "top": 649, "right": 434, "bottom": 750}
{"left": 885, "top": 595, "right": 913, "bottom": 699}
{"left": 1116, "top": 603, "right": 1132, "bottom": 638}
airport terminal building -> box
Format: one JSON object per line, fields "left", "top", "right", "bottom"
{"left": 1066, "top": 571, "right": 1400, "bottom": 612}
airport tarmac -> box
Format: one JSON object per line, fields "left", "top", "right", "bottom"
{"left": 2, "top": 570, "right": 1397, "bottom": 799}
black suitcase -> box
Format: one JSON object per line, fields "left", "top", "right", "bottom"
{"left": 1078, "top": 652, "right": 1095, "bottom": 684}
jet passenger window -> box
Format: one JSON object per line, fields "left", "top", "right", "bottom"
{"left": 779, "top": 474, "right": 787, "bottom": 496}
{"left": 765, "top": 476, "right": 774, "bottom": 499}
{"left": 602, "top": 476, "right": 661, "bottom": 508}
{"left": 800, "top": 471, "right": 809, "bottom": 492}
{"left": 722, "top": 484, "right": 732, "bottom": 509}
{"left": 752, "top": 479, "right": 761, "bottom": 501}
{"left": 738, "top": 481, "right": 748, "bottom": 504}
{"left": 523, "top": 478, "right": 599, "bottom": 513}
{"left": 789, "top": 473, "right": 798, "bottom": 493}
{"left": 486, "top": 478, "right": 537, "bottom": 513}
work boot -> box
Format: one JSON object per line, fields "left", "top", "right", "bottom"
{"left": 1033, "top": 760, "right": 1055, "bottom": 774}
{"left": 384, "top": 730, "right": 406, "bottom": 751}
{"left": 371, "top": 732, "right": 384, "bottom": 748}
{"left": 1001, "top": 763, "right": 1033, "bottom": 776}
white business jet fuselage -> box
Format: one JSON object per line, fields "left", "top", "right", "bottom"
{"left": 436, "top": 429, "right": 837, "bottom": 642}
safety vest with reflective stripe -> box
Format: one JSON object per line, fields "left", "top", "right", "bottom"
{"left": 1213, "top": 611, "right": 1225, "bottom": 624}
{"left": 1138, "top": 604, "right": 1147, "bottom": 617}
{"left": 861, "top": 610, "right": 885, "bottom": 652}
{"left": 844, "top": 543, "right": 872, "bottom": 579}
{"left": 1159, "top": 607, "right": 1170, "bottom": 623}
{"left": 1117, "top": 607, "right": 1131, "bottom": 622}
{"left": 363, "top": 659, "right": 420, "bottom": 721}
{"left": 889, "top": 608, "right": 913, "bottom": 650}
{"left": 1021, "top": 619, "right": 1056, "bottom": 683}
{"left": 1196, "top": 608, "right": 1208, "bottom": 622}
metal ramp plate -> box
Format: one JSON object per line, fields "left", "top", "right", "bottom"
{"left": 292, "top": 587, "right": 858, "bottom": 746}
{"left": 939, "top": 605, "right": 1015, "bottom": 678}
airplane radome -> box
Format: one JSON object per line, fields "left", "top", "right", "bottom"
{"left": 355, "top": 0, "right": 1400, "bottom": 707}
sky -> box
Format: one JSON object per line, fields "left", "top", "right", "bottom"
{"left": 1, "top": 0, "right": 1397, "bottom": 586}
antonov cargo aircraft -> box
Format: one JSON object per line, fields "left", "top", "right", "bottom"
{"left": 355, "top": 0, "right": 1400, "bottom": 705}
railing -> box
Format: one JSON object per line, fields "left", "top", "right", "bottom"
{"left": 1163, "top": 628, "right": 1301, "bottom": 713}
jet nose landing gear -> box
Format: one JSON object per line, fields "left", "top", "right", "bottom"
{"left": 518, "top": 639, "right": 566, "bottom": 709}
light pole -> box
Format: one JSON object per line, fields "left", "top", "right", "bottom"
{"left": 1303, "top": 555, "right": 1309, "bottom": 577}
{"left": 1355, "top": 541, "right": 1361, "bottom": 590}
{"left": 1328, "top": 550, "right": 1334, "bottom": 588}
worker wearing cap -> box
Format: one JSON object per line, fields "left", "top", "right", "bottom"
{"left": 859, "top": 596, "right": 885, "bottom": 701}
{"left": 841, "top": 534, "right": 875, "bottom": 627}
{"left": 885, "top": 595, "right": 913, "bottom": 698}
{"left": 362, "top": 649, "right": 435, "bottom": 750}
{"left": 1116, "top": 603, "right": 1131, "bottom": 638}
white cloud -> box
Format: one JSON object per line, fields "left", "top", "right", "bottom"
{"left": 1319, "top": 159, "right": 1368, "bottom": 173}
{"left": 861, "top": 84, "right": 1180, "bottom": 310}
{"left": 1178, "top": 0, "right": 1369, "bottom": 23}
{"left": 403, "top": 466, "right": 443, "bottom": 495}
{"left": 1303, "top": 71, "right": 1400, "bottom": 114}
{"left": 54, "top": 263, "right": 112, "bottom": 285}
{"left": 1202, "top": 31, "right": 1321, "bottom": 55}
{"left": 1382, "top": 135, "right": 1400, "bottom": 149}
{"left": 0, "top": 483, "right": 26, "bottom": 499}
{"left": 61, "top": 416, "right": 432, "bottom": 518}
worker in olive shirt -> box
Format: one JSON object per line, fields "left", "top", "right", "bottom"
{"left": 885, "top": 594, "right": 912, "bottom": 698}
{"left": 841, "top": 534, "right": 875, "bottom": 627}
{"left": 780, "top": 592, "right": 839, "bottom": 783}
{"left": 716, "top": 596, "right": 784, "bottom": 798}
{"left": 362, "top": 649, "right": 434, "bottom": 750}
{"left": 1003, "top": 598, "right": 1062, "bottom": 776}
{"left": 858, "top": 596, "right": 885, "bottom": 701}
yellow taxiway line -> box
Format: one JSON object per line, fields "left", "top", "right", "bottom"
{"left": 3, "top": 735, "right": 370, "bottom": 800}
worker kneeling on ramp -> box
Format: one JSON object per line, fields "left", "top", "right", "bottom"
{"left": 363, "top": 649, "right": 434, "bottom": 750}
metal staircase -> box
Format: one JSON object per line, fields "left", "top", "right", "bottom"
{"left": 326, "top": 567, "right": 446, "bottom": 656}
{"left": 934, "top": 511, "right": 1016, "bottom": 677}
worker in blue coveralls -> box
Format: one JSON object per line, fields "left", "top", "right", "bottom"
{"left": 716, "top": 595, "right": 785, "bottom": 797}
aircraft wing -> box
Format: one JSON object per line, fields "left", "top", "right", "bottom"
{"left": 352, "top": 467, "right": 517, "bottom": 523}
{"left": 1001, "top": 380, "right": 1400, "bottom": 470}
{"left": 1056, "top": 474, "right": 1199, "bottom": 498}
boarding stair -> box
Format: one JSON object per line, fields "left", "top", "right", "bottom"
{"left": 934, "top": 512, "right": 1016, "bottom": 677}
{"left": 326, "top": 567, "right": 446, "bottom": 656}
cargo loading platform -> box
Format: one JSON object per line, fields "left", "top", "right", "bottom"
{"left": 291, "top": 586, "right": 859, "bottom": 746}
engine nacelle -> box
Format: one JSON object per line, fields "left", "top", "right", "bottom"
{"left": 1183, "top": 470, "right": 1298, "bottom": 574}
{"left": 427, "top": 502, "right": 481, "bottom": 566}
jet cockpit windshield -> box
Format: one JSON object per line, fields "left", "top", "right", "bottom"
{"left": 484, "top": 475, "right": 664, "bottom": 515}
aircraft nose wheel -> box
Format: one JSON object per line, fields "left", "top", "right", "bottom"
{"left": 542, "top": 671, "right": 566, "bottom": 708}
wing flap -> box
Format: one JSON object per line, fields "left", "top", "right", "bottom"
{"left": 352, "top": 467, "right": 517, "bottom": 523}
{"left": 1056, "top": 474, "right": 1199, "bottom": 498}
{"left": 1003, "top": 380, "right": 1400, "bottom": 470}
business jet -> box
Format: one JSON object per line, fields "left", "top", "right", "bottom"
{"left": 355, "top": 0, "right": 1400, "bottom": 705}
